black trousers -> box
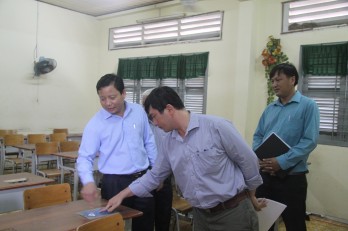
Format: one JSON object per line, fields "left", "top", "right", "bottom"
{"left": 256, "top": 172, "right": 308, "bottom": 231}
{"left": 101, "top": 173, "right": 155, "bottom": 231}
{"left": 153, "top": 176, "right": 173, "bottom": 231}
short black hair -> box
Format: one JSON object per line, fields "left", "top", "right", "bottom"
{"left": 144, "top": 86, "right": 184, "bottom": 115}
{"left": 269, "top": 63, "right": 299, "bottom": 86}
{"left": 96, "top": 74, "right": 124, "bottom": 93}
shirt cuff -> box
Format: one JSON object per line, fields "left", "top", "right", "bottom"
{"left": 129, "top": 180, "right": 153, "bottom": 197}
{"left": 80, "top": 175, "right": 95, "bottom": 185}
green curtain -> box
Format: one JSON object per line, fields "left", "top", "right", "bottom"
{"left": 117, "top": 52, "right": 209, "bottom": 80}
{"left": 302, "top": 42, "right": 348, "bottom": 76}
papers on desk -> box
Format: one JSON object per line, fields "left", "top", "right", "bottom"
{"left": 257, "top": 199, "right": 286, "bottom": 231}
{"left": 78, "top": 207, "right": 119, "bottom": 220}
{"left": 3, "top": 177, "right": 28, "bottom": 183}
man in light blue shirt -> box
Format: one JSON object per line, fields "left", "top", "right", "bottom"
{"left": 102, "top": 86, "right": 266, "bottom": 231}
{"left": 253, "top": 63, "right": 319, "bottom": 231}
{"left": 77, "top": 74, "right": 157, "bottom": 231}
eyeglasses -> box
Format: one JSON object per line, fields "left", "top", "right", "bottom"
{"left": 148, "top": 113, "right": 158, "bottom": 122}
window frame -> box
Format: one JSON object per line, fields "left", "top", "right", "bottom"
{"left": 124, "top": 76, "right": 207, "bottom": 114}
{"left": 282, "top": 0, "right": 348, "bottom": 34}
{"left": 109, "top": 11, "right": 223, "bottom": 50}
{"left": 299, "top": 44, "right": 348, "bottom": 147}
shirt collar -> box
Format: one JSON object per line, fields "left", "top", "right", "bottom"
{"left": 171, "top": 111, "right": 199, "bottom": 139}
{"left": 274, "top": 91, "right": 301, "bottom": 106}
{"left": 100, "top": 101, "right": 130, "bottom": 120}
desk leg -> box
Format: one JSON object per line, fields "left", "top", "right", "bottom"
{"left": 20, "top": 150, "right": 25, "bottom": 173}
{"left": 21, "top": 152, "right": 24, "bottom": 173}
{"left": 59, "top": 157, "right": 64, "bottom": 184}
{"left": 124, "top": 219, "right": 132, "bottom": 231}
{"left": 31, "top": 151, "right": 36, "bottom": 174}
{"left": 73, "top": 165, "right": 78, "bottom": 201}
{"left": 0, "top": 145, "right": 4, "bottom": 175}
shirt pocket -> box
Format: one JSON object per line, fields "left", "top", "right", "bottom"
{"left": 191, "top": 146, "right": 225, "bottom": 175}
{"left": 124, "top": 122, "right": 143, "bottom": 141}
{"left": 287, "top": 117, "right": 304, "bottom": 140}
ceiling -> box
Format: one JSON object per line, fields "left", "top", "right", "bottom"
{"left": 37, "top": 0, "right": 178, "bottom": 17}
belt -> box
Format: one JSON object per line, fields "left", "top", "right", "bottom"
{"left": 264, "top": 170, "right": 308, "bottom": 177}
{"left": 107, "top": 168, "right": 148, "bottom": 179}
{"left": 131, "top": 169, "right": 148, "bottom": 178}
{"left": 288, "top": 171, "right": 308, "bottom": 176}
{"left": 203, "top": 191, "right": 249, "bottom": 214}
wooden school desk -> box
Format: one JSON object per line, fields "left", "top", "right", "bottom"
{"left": 0, "top": 199, "right": 143, "bottom": 231}
{"left": 0, "top": 172, "right": 54, "bottom": 213}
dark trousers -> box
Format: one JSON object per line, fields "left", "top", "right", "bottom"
{"left": 256, "top": 172, "right": 308, "bottom": 231}
{"left": 101, "top": 174, "right": 155, "bottom": 231}
{"left": 153, "top": 176, "right": 173, "bottom": 231}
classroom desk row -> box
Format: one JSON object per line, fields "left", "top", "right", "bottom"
{"left": 0, "top": 132, "right": 82, "bottom": 172}
{"left": 0, "top": 133, "right": 83, "bottom": 144}
{"left": 0, "top": 173, "right": 142, "bottom": 231}
{"left": 2, "top": 145, "right": 93, "bottom": 201}
{"left": 0, "top": 200, "right": 142, "bottom": 231}
{"left": 0, "top": 172, "right": 54, "bottom": 213}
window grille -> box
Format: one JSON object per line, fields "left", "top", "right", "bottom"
{"left": 124, "top": 77, "right": 206, "bottom": 114}
{"left": 109, "top": 11, "right": 223, "bottom": 49}
{"left": 299, "top": 42, "right": 348, "bottom": 147}
{"left": 282, "top": 0, "right": 348, "bottom": 33}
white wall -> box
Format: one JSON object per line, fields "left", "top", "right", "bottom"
{"left": 0, "top": 0, "right": 100, "bottom": 134}
{"left": 0, "top": 0, "right": 347, "bottom": 221}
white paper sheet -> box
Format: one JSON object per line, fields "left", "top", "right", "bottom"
{"left": 257, "top": 199, "right": 287, "bottom": 231}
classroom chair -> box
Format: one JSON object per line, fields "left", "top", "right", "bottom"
{"left": 27, "top": 133, "right": 47, "bottom": 144}
{"left": 23, "top": 183, "right": 72, "bottom": 210}
{"left": 171, "top": 179, "right": 193, "bottom": 231}
{"left": 76, "top": 213, "right": 125, "bottom": 231}
{"left": 35, "top": 142, "right": 71, "bottom": 182}
{"left": 59, "top": 140, "right": 80, "bottom": 152}
{"left": 53, "top": 128, "right": 69, "bottom": 135}
{"left": 49, "top": 132, "right": 67, "bottom": 142}
{"left": 2, "top": 134, "right": 31, "bottom": 173}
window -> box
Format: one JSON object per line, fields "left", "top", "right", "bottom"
{"left": 299, "top": 42, "right": 348, "bottom": 147}
{"left": 109, "top": 11, "right": 223, "bottom": 50}
{"left": 282, "top": 0, "right": 348, "bottom": 33}
{"left": 124, "top": 77, "right": 206, "bottom": 114}
{"left": 118, "top": 53, "right": 208, "bottom": 114}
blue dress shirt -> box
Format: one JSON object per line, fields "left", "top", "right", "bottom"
{"left": 253, "top": 91, "right": 320, "bottom": 173}
{"left": 129, "top": 113, "right": 263, "bottom": 209}
{"left": 77, "top": 102, "right": 157, "bottom": 185}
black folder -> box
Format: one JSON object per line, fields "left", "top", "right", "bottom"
{"left": 255, "top": 132, "right": 290, "bottom": 160}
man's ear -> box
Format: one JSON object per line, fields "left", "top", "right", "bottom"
{"left": 121, "top": 89, "right": 127, "bottom": 97}
{"left": 165, "top": 104, "right": 175, "bottom": 114}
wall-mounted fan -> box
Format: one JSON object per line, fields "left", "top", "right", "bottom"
{"left": 34, "top": 56, "right": 57, "bottom": 76}
{"left": 181, "top": 0, "right": 197, "bottom": 8}
{"left": 180, "top": 0, "right": 198, "bottom": 13}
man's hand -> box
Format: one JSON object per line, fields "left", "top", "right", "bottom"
{"left": 156, "top": 182, "right": 164, "bottom": 192}
{"left": 259, "top": 157, "right": 281, "bottom": 175}
{"left": 251, "top": 197, "right": 268, "bottom": 211}
{"left": 247, "top": 190, "right": 267, "bottom": 211}
{"left": 81, "top": 182, "right": 99, "bottom": 203}
{"left": 101, "top": 187, "right": 134, "bottom": 212}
